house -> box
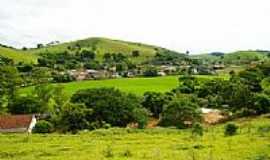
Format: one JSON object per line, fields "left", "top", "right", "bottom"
{"left": 0, "top": 115, "right": 37, "bottom": 133}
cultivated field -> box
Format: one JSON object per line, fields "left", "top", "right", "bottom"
{"left": 0, "top": 116, "right": 269, "bottom": 160}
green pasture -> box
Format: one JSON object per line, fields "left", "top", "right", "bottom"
{"left": 22, "top": 75, "right": 229, "bottom": 96}
{"left": 0, "top": 116, "right": 269, "bottom": 160}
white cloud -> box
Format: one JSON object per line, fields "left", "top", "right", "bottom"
{"left": 0, "top": 0, "right": 270, "bottom": 53}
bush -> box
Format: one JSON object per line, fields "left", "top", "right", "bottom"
{"left": 142, "top": 92, "right": 167, "bottom": 118}
{"left": 253, "top": 94, "right": 270, "bottom": 114}
{"left": 71, "top": 88, "right": 143, "bottom": 127}
{"left": 192, "top": 123, "right": 204, "bottom": 137}
{"left": 224, "top": 123, "right": 238, "bottom": 136}
{"left": 143, "top": 67, "right": 158, "bottom": 77}
{"left": 160, "top": 98, "right": 202, "bottom": 129}
{"left": 33, "top": 120, "right": 53, "bottom": 133}
{"left": 132, "top": 107, "right": 149, "bottom": 129}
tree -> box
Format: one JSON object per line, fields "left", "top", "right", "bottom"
{"left": 238, "top": 68, "right": 263, "bottom": 92}
{"left": 8, "top": 95, "right": 42, "bottom": 114}
{"left": 142, "top": 92, "right": 167, "bottom": 118}
{"left": 37, "top": 43, "right": 44, "bottom": 49}
{"left": 143, "top": 66, "right": 158, "bottom": 77}
{"left": 132, "top": 50, "right": 140, "bottom": 57}
{"left": 0, "top": 66, "right": 22, "bottom": 112}
{"left": 57, "top": 103, "right": 92, "bottom": 133}
{"left": 176, "top": 75, "right": 198, "bottom": 94}
{"left": 71, "top": 88, "right": 142, "bottom": 127}
{"left": 160, "top": 98, "right": 202, "bottom": 128}
{"left": 252, "top": 94, "right": 270, "bottom": 114}
{"left": 79, "top": 49, "right": 96, "bottom": 61}
{"left": 132, "top": 107, "right": 149, "bottom": 129}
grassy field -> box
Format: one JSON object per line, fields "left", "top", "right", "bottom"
{"left": 22, "top": 75, "right": 228, "bottom": 96}
{"left": 0, "top": 116, "right": 269, "bottom": 160}
{"left": 0, "top": 46, "right": 38, "bottom": 63}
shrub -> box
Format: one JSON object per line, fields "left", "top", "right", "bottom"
{"left": 192, "top": 122, "right": 204, "bottom": 137}
{"left": 160, "top": 98, "right": 202, "bottom": 129}
{"left": 71, "top": 88, "right": 143, "bottom": 127}
{"left": 33, "top": 120, "right": 53, "bottom": 133}
{"left": 132, "top": 107, "right": 149, "bottom": 129}
{"left": 142, "top": 92, "right": 167, "bottom": 118}
{"left": 224, "top": 123, "right": 238, "bottom": 136}
{"left": 143, "top": 67, "right": 158, "bottom": 77}
{"left": 253, "top": 94, "right": 270, "bottom": 114}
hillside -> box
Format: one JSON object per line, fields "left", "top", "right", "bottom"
{"left": 0, "top": 37, "right": 185, "bottom": 64}
{"left": 0, "top": 46, "right": 37, "bottom": 63}
{"left": 193, "top": 50, "right": 270, "bottom": 64}
{"left": 26, "top": 37, "right": 182, "bottom": 63}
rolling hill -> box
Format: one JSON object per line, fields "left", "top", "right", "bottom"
{"left": 0, "top": 46, "right": 38, "bottom": 64}
{"left": 192, "top": 50, "right": 270, "bottom": 64}
{"left": 26, "top": 37, "right": 183, "bottom": 63}
{"left": 1, "top": 37, "right": 185, "bottom": 64}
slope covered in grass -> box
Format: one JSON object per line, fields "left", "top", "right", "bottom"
{"left": 27, "top": 37, "right": 181, "bottom": 63}
{"left": 193, "top": 50, "right": 269, "bottom": 64}
{"left": 0, "top": 115, "right": 269, "bottom": 160}
{"left": 0, "top": 46, "right": 38, "bottom": 63}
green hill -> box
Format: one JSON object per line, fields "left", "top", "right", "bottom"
{"left": 27, "top": 37, "right": 180, "bottom": 63}
{"left": 0, "top": 46, "right": 38, "bottom": 64}
{"left": 193, "top": 50, "right": 270, "bottom": 64}
{"left": 0, "top": 37, "right": 184, "bottom": 64}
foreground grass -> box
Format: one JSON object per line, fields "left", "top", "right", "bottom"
{"left": 0, "top": 116, "right": 269, "bottom": 160}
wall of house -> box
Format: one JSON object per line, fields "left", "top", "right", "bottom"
{"left": 0, "top": 128, "right": 28, "bottom": 133}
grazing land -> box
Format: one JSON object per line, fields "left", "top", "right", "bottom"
{"left": 22, "top": 75, "right": 228, "bottom": 96}
{"left": 0, "top": 115, "right": 269, "bottom": 160}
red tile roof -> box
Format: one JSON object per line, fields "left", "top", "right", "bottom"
{"left": 0, "top": 115, "right": 33, "bottom": 129}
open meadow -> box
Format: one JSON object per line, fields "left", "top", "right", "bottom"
{"left": 0, "top": 115, "right": 269, "bottom": 160}
{"left": 22, "top": 75, "right": 229, "bottom": 96}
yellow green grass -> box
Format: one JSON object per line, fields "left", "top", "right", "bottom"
{"left": 0, "top": 46, "right": 37, "bottom": 63}
{"left": 22, "top": 75, "right": 229, "bottom": 96}
{"left": 0, "top": 116, "right": 269, "bottom": 160}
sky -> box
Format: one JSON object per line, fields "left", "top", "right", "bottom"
{"left": 1, "top": 0, "right": 270, "bottom": 54}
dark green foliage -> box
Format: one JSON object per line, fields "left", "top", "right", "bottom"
{"left": 143, "top": 66, "right": 158, "bottom": 77}
{"left": 160, "top": 98, "right": 202, "bottom": 129}
{"left": 78, "top": 49, "right": 95, "bottom": 61}
{"left": 33, "top": 120, "right": 54, "bottom": 133}
{"left": 0, "top": 66, "right": 22, "bottom": 112}
{"left": 8, "top": 96, "right": 42, "bottom": 114}
{"left": 192, "top": 123, "right": 204, "bottom": 137}
{"left": 142, "top": 92, "right": 167, "bottom": 118}
{"left": 238, "top": 68, "right": 263, "bottom": 92}
{"left": 176, "top": 75, "right": 198, "bottom": 94}
{"left": 132, "top": 50, "right": 140, "bottom": 57}
{"left": 132, "top": 107, "right": 149, "bottom": 129}
{"left": 224, "top": 123, "right": 238, "bottom": 136}
{"left": 0, "top": 56, "right": 13, "bottom": 66}
{"left": 152, "top": 50, "right": 187, "bottom": 65}
{"left": 53, "top": 72, "right": 75, "bottom": 83}
{"left": 253, "top": 94, "right": 270, "bottom": 114}
{"left": 57, "top": 103, "right": 92, "bottom": 133}
{"left": 84, "top": 61, "right": 101, "bottom": 70}
{"left": 71, "top": 88, "right": 142, "bottom": 127}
